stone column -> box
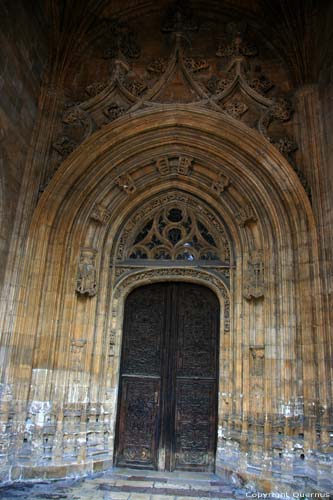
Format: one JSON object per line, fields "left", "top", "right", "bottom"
{"left": 295, "top": 84, "right": 333, "bottom": 458}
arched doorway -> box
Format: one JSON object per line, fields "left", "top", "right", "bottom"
{"left": 114, "top": 282, "right": 219, "bottom": 472}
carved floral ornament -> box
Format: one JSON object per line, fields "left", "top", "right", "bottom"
{"left": 45, "top": 9, "right": 310, "bottom": 200}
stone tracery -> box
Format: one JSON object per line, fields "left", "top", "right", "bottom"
{"left": 126, "top": 205, "right": 227, "bottom": 262}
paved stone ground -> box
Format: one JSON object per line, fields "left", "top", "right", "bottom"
{"left": 0, "top": 468, "right": 249, "bottom": 499}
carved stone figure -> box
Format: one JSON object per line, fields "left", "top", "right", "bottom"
{"left": 76, "top": 248, "right": 98, "bottom": 297}
{"left": 236, "top": 204, "right": 258, "bottom": 226}
{"left": 211, "top": 172, "right": 230, "bottom": 195}
{"left": 250, "top": 347, "right": 265, "bottom": 376}
{"left": 243, "top": 250, "right": 265, "bottom": 300}
{"left": 62, "top": 107, "right": 85, "bottom": 126}
{"left": 116, "top": 173, "right": 136, "bottom": 194}
{"left": 90, "top": 204, "right": 111, "bottom": 224}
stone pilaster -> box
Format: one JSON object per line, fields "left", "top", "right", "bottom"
{"left": 295, "top": 84, "right": 333, "bottom": 458}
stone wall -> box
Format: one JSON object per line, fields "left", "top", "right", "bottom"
{"left": 0, "top": 0, "right": 47, "bottom": 287}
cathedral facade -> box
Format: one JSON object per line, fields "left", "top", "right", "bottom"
{"left": 0, "top": 0, "right": 332, "bottom": 494}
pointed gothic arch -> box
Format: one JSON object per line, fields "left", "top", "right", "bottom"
{"left": 6, "top": 105, "right": 324, "bottom": 482}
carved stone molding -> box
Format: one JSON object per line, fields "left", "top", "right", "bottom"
{"left": 211, "top": 172, "right": 230, "bottom": 195}
{"left": 115, "top": 173, "right": 136, "bottom": 195}
{"left": 156, "top": 157, "right": 170, "bottom": 175}
{"left": 235, "top": 204, "right": 258, "bottom": 227}
{"left": 90, "top": 204, "right": 111, "bottom": 224}
{"left": 243, "top": 250, "right": 264, "bottom": 300}
{"left": 155, "top": 156, "right": 193, "bottom": 176}
{"left": 177, "top": 156, "right": 193, "bottom": 175}
{"left": 76, "top": 248, "right": 98, "bottom": 297}
{"left": 113, "top": 267, "right": 230, "bottom": 332}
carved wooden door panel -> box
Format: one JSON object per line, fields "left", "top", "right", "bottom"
{"left": 115, "top": 283, "right": 219, "bottom": 472}
{"left": 114, "top": 284, "right": 166, "bottom": 468}
{"left": 171, "top": 284, "right": 219, "bottom": 471}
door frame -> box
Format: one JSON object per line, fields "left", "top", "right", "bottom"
{"left": 111, "top": 269, "right": 230, "bottom": 471}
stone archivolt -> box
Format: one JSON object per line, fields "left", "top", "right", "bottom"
{"left": 4, "top": 105, "right": 324, "bottom": 488}
{"left": 43, "top": 16, "right": 307, "bottom": 198}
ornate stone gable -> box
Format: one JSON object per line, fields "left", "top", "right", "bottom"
{"left": 40, "top": 7, "right": 310, "bottom": 202}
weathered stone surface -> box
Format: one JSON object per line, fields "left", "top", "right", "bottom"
{"left": 0, "top": 1, "right": 332, "bottom": 496}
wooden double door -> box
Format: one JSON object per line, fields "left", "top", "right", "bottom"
{"left": 114, "top": 282, "right": 219, "bottom": 471}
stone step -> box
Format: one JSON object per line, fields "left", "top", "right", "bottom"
{"left": 96, "top": 470, "right": 236, "bottom": 498}
{"left": 0, "top": 468, "right": 241, "bottom": 499}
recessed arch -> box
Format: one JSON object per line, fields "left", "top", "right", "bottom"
{"left": 7, "top": 105, "right": 324, "bottom": 483}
